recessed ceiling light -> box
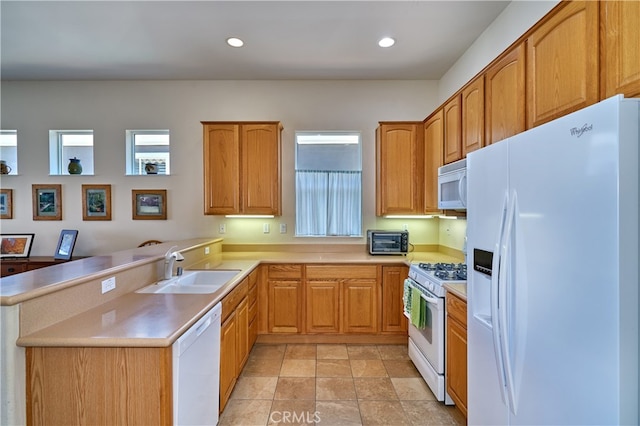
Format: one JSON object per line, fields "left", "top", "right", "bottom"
{"left": 378, "top": 37, "right": 395, "bottom": 48}
{"left": 226, "top": 37, "right": 244, "bottom": 48}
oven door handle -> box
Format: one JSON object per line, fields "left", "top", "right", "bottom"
{"left": 419, "top": 292, "right": 440, "bottom": 306}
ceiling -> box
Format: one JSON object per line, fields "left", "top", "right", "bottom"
{"left": 1, "top": 1, "right": 511, "bottom": 81}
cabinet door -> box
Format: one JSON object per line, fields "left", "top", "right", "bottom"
{"left": 424, "top": 110, "right": 444, "bottom": 213}
{"left": 235, "top": 298, "right": 249, "bottom": 375}
{"left": 381, "top": 266, "right": 408, "bottom": 334}
{"left": 268, "top": 280, "right": 302, "bottom": 333}
{"left": 306, "top": 281, "right": 341, "bottom": 333}
{"left": 241, "top": 123, "right": 282, "bottom": 215}
{"left": 443, "top": 95, "right": 462, "bottom": 164}
{"left": 601, "top": 0, "right": 640, "bottom": 98}
{"left": 219, "top": 312, "right": 237, "bottom": 412}
{"left": 203, "top": 124, "right": 241, "bottom": 215}
{"left": 446, "top": 316, "right": 468, "bottom": 417}
{"left": 526, "top": 1, "right": 599, "bottom": 128}
{"left": 376, "top": 122, "right": 423, "bottom": 215}
{"left": 485, "top": 44, "right": 526, "bottom": 145}
{"left": 462, "top": 76, "right": 485, "bottom": 157}
{"left": 342, "top": 280, "right": 378, "bottom": 333}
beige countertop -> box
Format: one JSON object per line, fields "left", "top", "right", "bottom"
{"left": 12, "top": 242, "right": 462, "bottom": 348}
{"left": 444, "top": 283, "right": 467, "bottom": 301}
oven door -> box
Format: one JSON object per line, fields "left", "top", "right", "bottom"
{"left": 404, "top": 278, "right": 446, "bottom": 374}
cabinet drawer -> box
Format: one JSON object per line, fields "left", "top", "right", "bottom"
{"left": 222, "top": 277, "right": 248, "bottom": 321}
{"left": 248, "top": 282, "right": 258, "bottom": 305}
{"left": 446, "top": 293, "right": 467, "bottom": 327}
{"left": 306, "top": 264, "right": 377, "bottom": 280}
{"left": 267, "top": 264, "right": 302, "bottom": 279}
{"left": 248, "top": 300, "right": 257, "bottom": 322}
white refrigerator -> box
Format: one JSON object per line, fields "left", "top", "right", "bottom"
{"left": 466, "top": 95, "right": 639, "bottom": 425}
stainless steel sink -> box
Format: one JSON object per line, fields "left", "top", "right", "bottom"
{"left": 136, "top": 270, "right": 242, "bottom": 294}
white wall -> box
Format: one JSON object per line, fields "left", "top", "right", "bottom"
{"left": 1, "top": 80, "right": 444, "bottom": 255}
{"left": 438, "top": 0, "right": 560, "bottom": 103}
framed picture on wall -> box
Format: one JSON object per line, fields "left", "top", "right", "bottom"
{"left": 54, "top": 229, "right": 78, "bottom": 260}
{"left": 0, "top": 233, "right": 35, "bottom": 258}
{"left": 32, "top": 184, "right": 62, "bottom": 221}
{"left": 82, "top": 184, "right": 112, "bottom": 221}
{"left": 132, "top": 189, "right": 167, "bottom": 220}
{"left": 0, "top": 189, "right": 13, "bottom": 219}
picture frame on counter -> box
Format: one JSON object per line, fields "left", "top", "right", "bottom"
{"left": 0, "top": 233, "right": 35, "bottom": 258}
{"left": 132, "top": 189, "right": 167, "bottom": 220}
{"left": 54, "top": 229, "right": 78, "bottom": 260}
{"left": 0, "top": 188, "right": 13, "bottom": 219}
{"left": 82, "top": 184, "right": 111, "bottom": 221}
{"left": 32, "top": 184, "right": 62, "bottom": 221}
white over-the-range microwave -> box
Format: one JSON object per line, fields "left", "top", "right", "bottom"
{"left": 437, "top": 158, "right": 467, "bottom": 210}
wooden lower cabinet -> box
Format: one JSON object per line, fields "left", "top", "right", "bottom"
{"left": 1, "top": 257, "right": 82, "bottom": 277}
{"left": 219, "top": 311, "right": 238, "bottom": 413}
{"left": 219, "top": 277, "right": 251, "bottom": 413}
{"left": 26, "top": 346, "right": 173, "bottom": 425}
{"left": 266, "top": 264, "right": 303, "bottom": 333}
{"left": 342, "top": 280, "right": 378, "bottom": 333}
{"left": 306, "top": 281, "right": 341, "bottom": 333}
{"left": 381, "top": 265, "right": 408, "bottom": 333}
{"left": 446, "top": 291, "right": 468, "bottom": 418}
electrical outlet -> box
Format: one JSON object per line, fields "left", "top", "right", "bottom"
{"left": 402, "top": 224, "right": 408, "bottom": 231}
{"left": 263, "top": 223, "right": 270, "bottom": 233}
{"left": 219, "top": 223, "right": 226, "bottom": 234}
{"left": 204, "top": 246, "right": 210, "bottom": 255}
{"left": 280, "top": 223, "right": 287, "bottom": 234}
{"left": 101, "top": 277, "right": 116, "bottom": 294}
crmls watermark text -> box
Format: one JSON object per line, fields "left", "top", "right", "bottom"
{"left": 569, "top": 123, "right": 593, "bottom": 137}
{"left": 269, "top": 410, "right": 321, "bottom": 424}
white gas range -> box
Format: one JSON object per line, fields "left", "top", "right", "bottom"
{"left": 404, "top": 262, "right": 467, "bottom": 404}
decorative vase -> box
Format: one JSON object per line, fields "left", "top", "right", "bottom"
{"left": 144, "top": 162, "right": 158, "bottom": 174}
{"left": 68, "top": 157, "right": 82, "bottom": 174}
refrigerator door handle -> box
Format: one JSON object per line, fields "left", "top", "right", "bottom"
{"left": 499, "top": 191, "right": 518, "bottom": 414}
{"left": 491, "top": 191, "right": 509, "bottom": 405}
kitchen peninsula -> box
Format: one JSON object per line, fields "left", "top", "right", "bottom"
{"left": 1, "top": 238, "right": 463, "bottom": 425}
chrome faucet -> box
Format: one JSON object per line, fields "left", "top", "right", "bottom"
{"left": 164, "top": 246, "right": 185, "bottom": 279}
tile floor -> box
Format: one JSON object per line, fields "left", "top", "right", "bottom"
{"left": 219, "top": 343, "right": 466, "bottom": 426}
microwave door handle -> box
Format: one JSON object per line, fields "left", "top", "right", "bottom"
{"left": 458, "top": 172, "right": 467, "bottom": 207}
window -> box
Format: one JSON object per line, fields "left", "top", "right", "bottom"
{"left": 295, "top": 131, "right": 362, "bottom": 237}
{"left": 126, "top": 130, "right": 170, "bottom": 175}
{"left": 49, "top": 130, "right": 94, "bottom": 175}
{"left": 0, "top": 130, "right": 18, "bottom": 174}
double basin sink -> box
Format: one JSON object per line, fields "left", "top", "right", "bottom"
{"left": 136, "top": 269, "right": 242, "bottom": 294}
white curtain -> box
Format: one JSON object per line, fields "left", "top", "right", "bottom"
{"left": 296, "top": 170, "right": 361, "bottom": 236}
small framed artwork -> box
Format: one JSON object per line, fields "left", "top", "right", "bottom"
{"left": 32, "top": 184, "right": 62, "bottom": 221}
{"left": 132, "top": 189, "right": 167, "bottom": 220}
{"left": 1, "top": 233, "right": 35, "bottom": 259}
{"left": 0, "top": 189, "right": 13, "bottom": 219}
{"left": 54, "top": 229, "right": 78, "bottom": 260}
{"left": 82, "top": 184, "right": 112, "bottom": 221}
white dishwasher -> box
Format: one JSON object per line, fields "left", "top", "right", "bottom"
{"left": 172, "top": 302, "right": 222, "bottom": 425}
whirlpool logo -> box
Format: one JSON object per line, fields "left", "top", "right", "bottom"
{"left": 569, "top": 123, "right": 593, "bottom": 138}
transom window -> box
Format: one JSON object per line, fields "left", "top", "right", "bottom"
{"left": 295, "top": 131, "right": 362, "bottom": 237}
{"left": 125, "top": 130, "right": 170, "bottom": 175}
{"left": 49, "top": 130, "right": 94, "bottom": 175}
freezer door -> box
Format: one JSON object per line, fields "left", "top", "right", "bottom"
{"left": 505, "top": 96, "right": 626, "bottom": 425}
{"left": 466, "top": 140, "right": 510, "bottom": 426}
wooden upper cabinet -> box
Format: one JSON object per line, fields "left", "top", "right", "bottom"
{"left": 376, "top": 122, "right": 424, "bottom": 215}
{"left": 241, "top": 124, "right": 282, "bottom": 214}
{"left": 423, "top": 110, "right": 443, "bottom": 213}
{"left": 461, "top": 76, "right": 485, "bottom": 157}
{"left": 485, "top": 43, "right": 526, "bottom": 145}
{"left": 526, "top": 1, "right": 599, "bottom": 128}
{"left": 203, "top": 121, "right": 282, "bottom": 215}
{"left": 443, "top": 94, "right": 462, "bottom": 164}
{"left": 601, "top": 0, "right": 640, "bottom": 99}
{"left": 203, "top": 124, "right": 240, "bottom": 214}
